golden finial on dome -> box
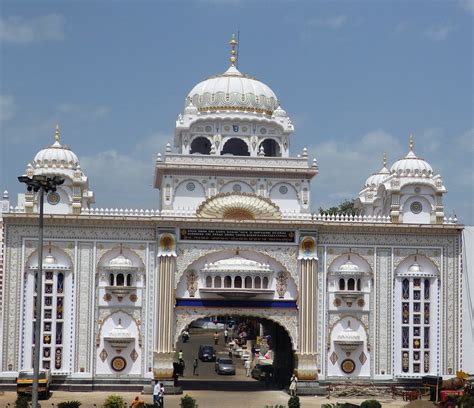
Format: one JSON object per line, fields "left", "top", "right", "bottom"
{"left": 383, "top": 153, "right": 387, "bottom": 167}
{"left": 54, "top": 124, "right": 60, "bottom": 143}
{"left": 229, "top": 33, "right": 238, "bottom": 66}
{"left": 409, "top": 134, "right": 414, "bottom": 151}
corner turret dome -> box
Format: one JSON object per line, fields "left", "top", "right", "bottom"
{"left": 33, "top": 126, "right": 80, "bottom": 170}
{"left": 364, "top": 154, "right": 390, "bottom": 188}
{"left": 390, "top": 137, "right": 433, "bottom": 177}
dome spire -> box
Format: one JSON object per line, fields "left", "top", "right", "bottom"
{"left": 409, "top": 134, "right": 414, "bottom": 151}
{"left": 383, "top": 152, "right": 387, "bottom": 167}
{"left": 229, "top": 33, "right": 238, "bottom": 67}
{"left": 54, "top": 124, "right": 60, "bottom": 144}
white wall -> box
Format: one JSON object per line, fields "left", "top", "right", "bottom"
{"left": 462, "top": 227, "right": 474, "bottom": 373}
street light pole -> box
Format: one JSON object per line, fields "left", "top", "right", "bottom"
{"left": 18, "top": 175, "right": 64, "bottom": 408}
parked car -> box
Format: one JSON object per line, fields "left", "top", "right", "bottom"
{"left": 16, "top": 370, "right": 51, "bottom": 399}
{"left": 215, "top": 357, "right": 236, "bottom": 375}
{"left": 198, "top": 345, "right": 216, "bottom": 362}
{"left": 251, "top": 363, "right": 273, "bottom": 381}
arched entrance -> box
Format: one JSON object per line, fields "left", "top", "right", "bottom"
{"left": 174, "top": 312, "right": 295, "bottom": 390}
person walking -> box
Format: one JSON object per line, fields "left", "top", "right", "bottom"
{"left": 244, "top": 359, "right": 251, "bottom": 377}
{"left": 224, "top": 328, "right": 229, "bottom": 343}
{"left": 153, "top": 381, "right": 161, "bottom": 406}
{"left": 214, "top": 331, "right": 219, "bottom": 345}
{"left": 158, "top": 382, "right": 165, "bottom": 408}
{"left": 193, "top": 358, "right": 199, "bottom": 376}
{"left": 289, "top": 373, "right": 298, "bottom": 396}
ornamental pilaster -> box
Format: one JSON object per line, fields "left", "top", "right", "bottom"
{"left": 153, "top": 233, "right": 177, "bottom": 379}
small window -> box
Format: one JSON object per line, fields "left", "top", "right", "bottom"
{"left": 339, "top": 278, "right": 345, "bottom": 291}
{"left": 224, "top": 276, "right": 232, "bottom": 288}
{"left": 109, "top": 274, "right": 114, "bottom": 286}
{"left": 245, "top": 276, "right": 252, "bottom": 288}
{"left": 357, "top": 279, "right": 361, "bottom": 291}
{"left": 215, "top": 276, "right": 222, "bottom": 288}
{"left": 116, "top": 274, "right": 124, "bottom": 286}
{"left": 126, "top": 274, "right": 132, "bottom": 286}
{"left": 254, "top": 277, "right": 261, "bottom": 289}
{"left": 347, "top": 278, "right": 355, "bottom": 291}
{"left": 190, "top": 137, "right": 211, "bottom": 154}
{"left": 234, "top": 276, "right": 242, "bottom": 288}
{"left": 206, "top": 276, "right": 212, "bottom": 288}
{"left": 263, "top": 277, "right": 269, "bottom": 289}
{"left": 402, "top": 279, "right": 409, "bottom": 299}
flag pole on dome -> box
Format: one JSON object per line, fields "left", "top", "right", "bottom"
{"left": 409, "top": 134, "right": 414, "bottom": 151}
{"left": 236, "top": 30, "right": 240, "bottom": 69}
{"left": 55, "top": 124, "right": 60, "bottom": 143}
{"left": 229, "top": 33, "right": 238, "bottom": 67}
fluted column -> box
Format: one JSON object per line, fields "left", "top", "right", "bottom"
{"left": 296, "top": 236, "right": 318, "bottom": 380}
{"left": 153, "top": 234, "right": 177, "bottom": 379}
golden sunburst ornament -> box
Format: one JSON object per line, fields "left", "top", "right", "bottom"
{"left": 196, "top": 192, "right": 281, "bottom": 220}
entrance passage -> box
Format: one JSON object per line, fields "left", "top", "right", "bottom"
{"left": 175, "top": 315, "right": 294, "bottom": 391}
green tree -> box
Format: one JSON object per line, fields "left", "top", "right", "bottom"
{"left": 318, "top": 199, "right": 356, "bottom": 215}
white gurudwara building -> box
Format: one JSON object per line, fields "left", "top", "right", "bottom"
{"left": 0, "top": 37, "right": 466, "bottom": 392}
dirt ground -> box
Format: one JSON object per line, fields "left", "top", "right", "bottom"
{"left": 0, "top": 390, "right": 421, "bottom": 407}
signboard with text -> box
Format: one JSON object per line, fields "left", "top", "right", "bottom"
{"left": 179, "top": 228, "right": 295, "bottom": 243}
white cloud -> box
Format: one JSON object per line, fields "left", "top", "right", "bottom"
{"left": 308, "top": 15, "right": 348, "bottom": 29}
{"left": 79, "top": 131, "right": 172, "bottom": 208}
{"left": 0, "top": 14, "right": 65, "bottom": 44}
{"left": 310, "top": 130, "right": 404, "bottom": 209}
{"left": 0, "top": 94, "right": 15, "bottom": 123}
{"left": 423, "top": 22, "right": 457, "bottom": 41}
{"left": 459, "top": 0, "right": 474, "bottom": 15}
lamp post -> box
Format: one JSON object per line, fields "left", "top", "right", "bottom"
{"left": 18, "top": 175, "right": 64, "bottom": 408}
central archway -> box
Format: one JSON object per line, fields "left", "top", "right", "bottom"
{"left": 174, "top": 312, "right": 296, "bottom": 390}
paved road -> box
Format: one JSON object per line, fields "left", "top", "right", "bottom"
{"left": 176, "top": 328, "right": 253, "bottom": 382}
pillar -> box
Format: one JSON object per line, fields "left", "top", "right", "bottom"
{"left": 296, "top": 235, "right": 318, "bottom": 380}
{"left": 153, "top": 233, "right": 176, "bottom": 379}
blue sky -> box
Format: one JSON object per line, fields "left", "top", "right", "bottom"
{"left": 1, "top": 0, "right": 473, "bottom": 223}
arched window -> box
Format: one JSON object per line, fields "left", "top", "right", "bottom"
{"left": 347, "top": 278, "right": 355, "bottom": 291}
{"left": 259, "top": 139, "right": 281, "bottom": 157}
{"left": 116, "top": 273, "right": 124, "bottom": 286}
{"left": 339, "top": 278, "right": 345, "bottom": 291}
{"left": 57, "top": 273, "right": 64, "bottom": 294}
{"left": 245, "top": 276, "right": 252, "bottom": 288}
{"left": 224, "top": 276, "right": 232, "bottom": 288}
{"left": 357, "top": 279, "right": 361, "bottom": 291}
{"left": 263, "top": 277, "right": 269, "bottom": 289}
{"left": 190, "top": 137, "right": 211, "bottom": 154}
{"left": 424, "top": 279, "right": 430, "bottom": 300}
{"left": 215, "top": 276, "right": 222, "bottom": 288}
{"left": 221, "top": 138, "right": 250, "bottom": 156}
{"left": 206, "top": 276, "right": 212, "bottom": 288}
{"left": 109, "top": 274, "right": 114, "bottom": 286}
{"left": 402, "top": 279, "right": 409, "bottom": 299}
{"left": 126, "top": 274, "right": 132, "bottom": 287}
{"left": 254, "top": 277, "right": 261, "bottom": 289}
{"left": 234, "top": 276, "right": 242, "bottom": 288}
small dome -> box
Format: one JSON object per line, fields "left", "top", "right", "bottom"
{"left": 364, "top": 165, "right": 390, "bottom": 188}
{"left": 390, "top": 149, "right": 433, "bottom": 177}
{"left": 186, "top": 65, "right": 279, "bottom": 115}
{"left": 108, "top": 254, "right": 133, "bottom": 269}
{"left": 204, "top": 256, "right": 271, "bottom": 272}
{"left": 108, "top": 321, "right": 133, "bottom": 339}
{"left": 338, "top": 260, "right": 360, "bottom": 273}
{"left": 407, "top": 261, "right": 423, "bottom": 274}
{"left": 271, "top": 105, "right": 287, "bottom": 118}
{"left": 43, "top": 254, "right": 56, "bottom": 264}
{"left": 32, "top": 126, "right": 80, "bottom": 171}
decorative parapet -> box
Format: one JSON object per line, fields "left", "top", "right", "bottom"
{"left": 4, "top": 206, "right": 460, "bottom": 225}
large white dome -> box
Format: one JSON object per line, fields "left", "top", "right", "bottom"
{"left": 33, "top": 127, "right": 80, "bottom": 170}
{"left": 186, "top": 65, "right": 279, "bottom": 115}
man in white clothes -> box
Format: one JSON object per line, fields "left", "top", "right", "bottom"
{"left": 244, "top": 359, "right": 251, "bottom": 377}
{"left": 153, "top": 381, "right": 161, "bottom": 406}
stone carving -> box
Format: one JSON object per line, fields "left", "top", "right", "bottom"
{"left": 186, "top": 270, "right": 198, "bottom": 297}
{"left": 276, "top": 271, "right": 288, "bottom": 298}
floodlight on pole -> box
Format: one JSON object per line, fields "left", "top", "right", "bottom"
{"left": 18, "top": 174, "right": 64, "bottom": 408}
